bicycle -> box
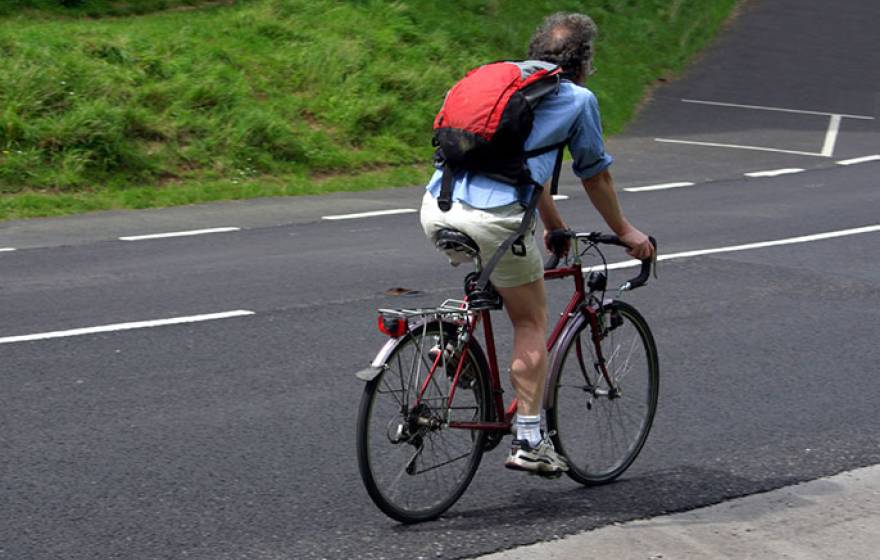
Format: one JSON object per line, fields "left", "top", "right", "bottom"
{"left": 355, "top": 227, "right": 659, "bottom": 523}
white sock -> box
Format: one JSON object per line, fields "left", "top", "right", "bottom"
{"left": 515, "top": 414, "right": 542, "bottom": 447}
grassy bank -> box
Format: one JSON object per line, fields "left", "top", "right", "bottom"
{"left": 0, "top": 0, "right": 738, "bottom": 220}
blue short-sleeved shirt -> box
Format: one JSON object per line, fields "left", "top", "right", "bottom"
{"left": 426, "top": 80, "right": 613, "bottom": 209}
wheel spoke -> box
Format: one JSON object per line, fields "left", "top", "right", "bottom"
{"left": 413, "top": 451, "right": 472, "bottom": 475}
{"left": 379, "top": 376, "right": 405, "bottom": 407}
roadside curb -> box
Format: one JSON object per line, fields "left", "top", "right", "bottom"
{"left": 474, "top": 464, "right": 880, "bottom": 559}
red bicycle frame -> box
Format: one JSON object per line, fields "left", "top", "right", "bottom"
{"left": 441, "top": 260, "right": 592, "bottom": 432}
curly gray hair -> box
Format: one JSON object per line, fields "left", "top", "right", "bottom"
{"left": 527, "top": 12, "right": 597, "bottom": 79}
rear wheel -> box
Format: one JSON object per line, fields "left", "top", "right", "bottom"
{"left": 547, "top": 301, "right": 658, "bottom": 485}
{"left": 356, "top": 321, "right": 491, "bottom": 523}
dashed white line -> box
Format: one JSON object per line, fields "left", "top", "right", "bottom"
{"left": 837, "top": 155, "right": 880, "bottom": 166}
{"left": 0, "top": 310, "right": 256, "bottom": 345}
{"left": 322, "top": 209, "right": 417, "bottom": 221}
{"left": 1, "top": 247, "right": 15, "bottom": 253}
{"left": 552, "top": 194, "right": 569, "bottom": 201}
{"left": 624, "top": 182, "right": 695, "bottom": 193}
{"left": 120, "top": 227, "right": 240, "bottom": 241}
{"left": 745, "top": 168, "right": 805, "bottom": 178}
{"left": 584, "top": 224, "right": 880, "bottom": 272}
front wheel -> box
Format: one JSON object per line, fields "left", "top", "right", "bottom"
{"left": 546, "top": 300, "right": 659, "bottom": 485}
{"left": 356, "top": 320, "right": 491, "bottom": 523}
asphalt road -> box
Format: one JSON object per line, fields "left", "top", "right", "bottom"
{"left": 1, "top": 1, "right": 879, "bottom": 559}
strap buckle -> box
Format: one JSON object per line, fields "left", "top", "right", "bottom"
{"left": 511, "top": 236, "right": 527, "bottom": 257}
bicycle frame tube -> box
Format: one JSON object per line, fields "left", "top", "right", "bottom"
{"left": 479, "top": 309, "right": 507, "bottom": 419}
{"left": 445, "top": 310, "right": 481, "bottom": 410}
{"left": 545, "top": 263, "right": 586, "bottom": 350}
{"left": 415, "top": 340, "right": 446, "bottom": 404}
{"left": 446, "top": 262, "right": 589, "bottom": 432}
{"left": 447, "top": 308, "right": 511, "bottom": 431}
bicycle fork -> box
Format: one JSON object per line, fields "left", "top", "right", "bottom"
{"left": 575, "top": 306, "right": 621, "bottom": 399}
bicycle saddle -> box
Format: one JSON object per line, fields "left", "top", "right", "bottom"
{"left": 434, "top": 228, "right": 480, "bottom": 266}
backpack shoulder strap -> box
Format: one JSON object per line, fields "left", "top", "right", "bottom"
{"left": 472, "top": 144, "right": 565, "bottom": 291}
{"left": 549, "top": 144, "right": 564, "bottom": 196}
{"left": 437, "top": 163, "right": 454, "bottom": 212}
{"left": 522, "top": 141, "right": 566, "bottom": 194}
{"left": 474, "top": 178, "right": 543, "bottom": 292}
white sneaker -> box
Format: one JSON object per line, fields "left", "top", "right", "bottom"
{"left": 504, "top": 436, "right": 568, "bottom": 475}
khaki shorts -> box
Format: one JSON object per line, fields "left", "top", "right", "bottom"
{"left": 419, "top": 192, "right": 543, "bottom": 288}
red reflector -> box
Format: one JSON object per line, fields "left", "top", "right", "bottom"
{"left": 378, "top": 315, "right": 407, "bottom": 337}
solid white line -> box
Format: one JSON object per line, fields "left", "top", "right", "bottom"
{"left": 0, "top": 310, "right": 256, "bottom": 345}
{"left": 584, "top": 225, "right": 880, "bottom": 273}
{"left": 654, "top": 138, "right": 824, "bottom": 158}
{"left": 837, "top": 154, "right": 880, "bottom": 166}
{"left": 744, "top": 168, "right": 805, "bottom": 178}
{"left": 120, "top": 227, "right": 240, "bottom": 241}
{"left": 681, "top": 99, "right": 875, "bottom": 120}
{"left": 821, "top": 114, "right": 842, "bottom": 157}
{"left": 1, "top": 247, "right": 15, "bottom": 253}
{"left": 552, "top": 194, "right": 569, "bottom": 201}
{"left": 624, "top": 182, "right": 695, "bottom": 193}
{"left": 321, "top": 209, "right": 417, "bottom": 221}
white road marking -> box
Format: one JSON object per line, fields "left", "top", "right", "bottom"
{"left": 821, "top": 114, "right": 843, "bottom": 157}
{"left": 624, "top": 182, "right": 695, "bottom": 193}
{"left": 837, "top": 154, "right": 880, "bottom": 166}
{"left": 584, "top": 225, "right": 880, "bottom": 272}
{"left": 552, "top": 194, "right": 569, "bottom": 201}
{"left": 0, "top": 310, "right": 256, "bottom": 345}
{"left": 120, "top": 227, "right": 240, "bottom": 241}
{"left": 322, "top": 209, "right": 417, "bottom": 221}
{"left": 660, "top": 100, "right": 873, "bottom": 158}
{"left": 655, "top": 137, "right": 825, "bottom": 157}
{"left": 681, "top": 99, "right": 875, "bottom": 120}
{"left": 744, "top": 168, "right": 805, "bottom": 178}
{"left": 1, "top": 247, "right": 15, "bottom": 253}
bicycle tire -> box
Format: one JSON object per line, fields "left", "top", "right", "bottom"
{"left": 546, "top": 300, "right": 659, "bottom": 485}
{"left": 356, "top": 320, "right": 491, "bottom": 523}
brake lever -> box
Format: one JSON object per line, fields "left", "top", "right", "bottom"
{"left": 652, "top": 247, "right": 658, "bottom": 280}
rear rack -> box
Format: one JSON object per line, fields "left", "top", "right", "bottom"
{"left": 378, "top": 299, "right": 471, "bottom": 320}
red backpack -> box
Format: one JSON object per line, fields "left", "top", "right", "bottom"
{"left": 432, "top": 60, "right": 567, "bottom": 212}
{"left": 431, "top": 60, "right": 569, "bottom": 294}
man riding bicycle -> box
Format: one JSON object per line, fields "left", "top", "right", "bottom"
{"left": 420, "top": 12, "right": 655, "bottom": 476}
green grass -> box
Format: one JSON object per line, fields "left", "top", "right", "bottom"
{"left": 0, "top": 1, "right": 221, "bottom": 18}
{"left": 0, "top": 0, "right": 739, "bottom": 220}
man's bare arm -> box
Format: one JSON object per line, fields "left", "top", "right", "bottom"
{"left": 582, "top": 169, "right": 654, "bottom": 259}
{"left": 537, "top": 183, "right": 569, "bottom": 254}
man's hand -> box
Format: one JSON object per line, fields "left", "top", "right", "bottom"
{"left": 544, "top": 227, "right": 570, "bottom": 257}
{"left": 619, "top": 227, "right": 654, "bottom": 260}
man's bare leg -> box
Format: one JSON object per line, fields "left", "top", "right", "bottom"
{"left": 496, "top": 278, "right": 548, "bottom": 416}
{"left": 497, "top": 277, "right": 568, "bottom": 473}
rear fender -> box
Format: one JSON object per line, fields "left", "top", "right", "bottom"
{"left": 353, "top": 319, "right": 458, "bottom": 383}
{"left": 354, "top": 337, "right": 398, "bottom": 382}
